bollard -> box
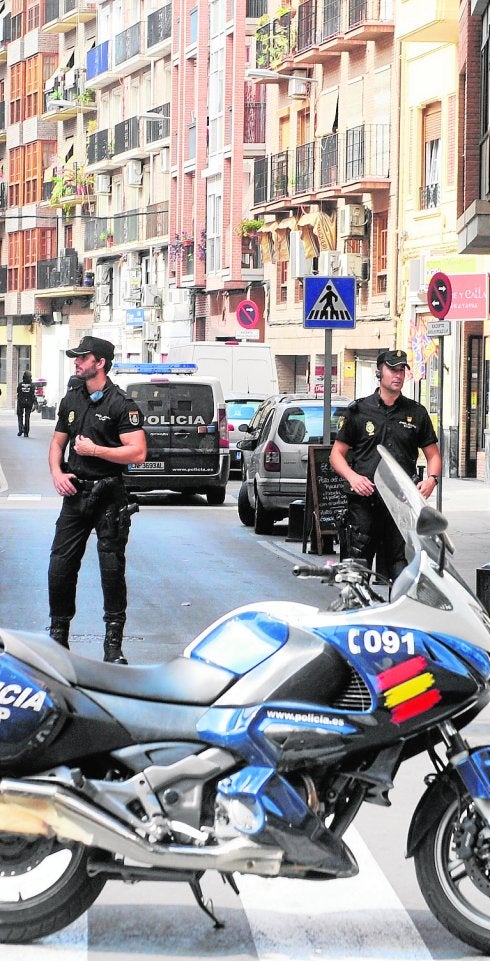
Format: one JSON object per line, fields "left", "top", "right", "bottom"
{"left": 286, "top": 499, "right": 305, "bottom": 542}
{"left": 476, "top": 563, "right": 490, "bottom": 615}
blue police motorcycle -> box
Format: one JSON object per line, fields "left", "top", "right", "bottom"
{"left": 1, "top": 446, "right": 490, "bottom": 950}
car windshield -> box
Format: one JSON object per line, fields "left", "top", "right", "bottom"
{"left": 278, "top": 404, "right": 347, "bottom": 444}
{"left": 226, "top": 401, "right": 261, "bottom": 421}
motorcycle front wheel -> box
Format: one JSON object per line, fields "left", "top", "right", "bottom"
{"left": 0, "top": 832, "right": 105, "bottom": 943}
{"left": 414, "top": 781, "right": 490, "bottom": 954}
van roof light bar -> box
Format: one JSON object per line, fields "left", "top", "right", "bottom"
{"left": 112, "top": 363, "right": 198, "bottom": 375}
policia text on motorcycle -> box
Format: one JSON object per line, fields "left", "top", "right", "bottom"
{"left": 329, "top": 349, "right": 442, "bottom": 581}
{"left": 48, "top": 336, "right": 147, "bottom": 663}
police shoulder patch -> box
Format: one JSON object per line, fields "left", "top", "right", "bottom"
{"left": 129, "top": 410, "right": 140, "bottom": 426}
{"left": 68, "top": 411, "right": 75, "bottom": 424}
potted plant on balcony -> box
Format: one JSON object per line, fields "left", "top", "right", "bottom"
{"left": 99, "top": 229, "right": 114, "bottom": 247}
{"left": 235, "top": 218, "right": 264, "bottom": 238}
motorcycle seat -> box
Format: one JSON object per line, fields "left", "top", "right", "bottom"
{"left": 0, "top": 629, "right": 236, "bottom": 706}
{"left": 69, "top": 653, "right": 236, "bottom": 704}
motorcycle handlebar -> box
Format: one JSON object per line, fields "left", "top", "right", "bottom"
{"left": 293, "top": 564, "right": 337, "bottom": 582}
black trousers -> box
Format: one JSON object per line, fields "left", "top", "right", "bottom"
{"left": 17, "top": 404, "right": 32, "bottom": 435}
{"left": 344, "top": 492, "right": 407, "bottom": 581}
{"left": 48, "top": 487, "right": 130, "bottom": 623}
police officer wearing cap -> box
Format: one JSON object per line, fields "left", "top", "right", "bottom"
{"left": 329, "top": 348, "right": 442, "bottom": 581}
{"left": 48, "top": 336, "right": 147, "bottom": 662}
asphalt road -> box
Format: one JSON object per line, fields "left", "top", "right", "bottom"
{"left": 0, "top": 410, "right": 490, "bottom": 959}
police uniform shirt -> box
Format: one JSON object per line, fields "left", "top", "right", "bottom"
{"left": 55, "top": 379, "right": 144, "bottom": 480}
{"left": 336, "top": 390, "right": 438, "bottom": 481}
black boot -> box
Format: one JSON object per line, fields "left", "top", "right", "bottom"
{"left": 49, "top": 617, "right": 70, "bottom": 649}
{"left": 103, "top": 621, "right": 128, "bottom": 664}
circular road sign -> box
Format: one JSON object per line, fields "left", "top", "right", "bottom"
{"left": 427, "top": 272, "right": 452, "bottom": 319}
{"left": 236, "top": 299, "right": 260, "bottom": 329}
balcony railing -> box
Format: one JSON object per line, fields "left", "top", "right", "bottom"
{"left": 147, "top": 3, "right": 171, "bottom": 47}
{"left": 244, "top": 100, "right": 266, "bottom": 143}
{"left": 293, "top": 0, "right": 394, "bottom": 48}
{"left": 246, "top": 0, "right": 267, "bottom": 16}
{"left": 420, "top": 183, "right": 440, "bottom": 209}
{"left": 86, "top": 40, "right": 111, "bottom": 82}
{"left": 87, "top": 129, "right": 112, "bottom": 165}
{"left": 114, "top": 209, "right": 140, "bottom": 245}
{"left": 37, "top": 254, "right": 83, "bottom": 289}
{"left": 146, "top": 202, "right": 169, "bottom": 239}
{"left": 85, "top": 217, "right": 108, "bottom": 250}
{"left": 241, "top": 235, "right": 262, "bottom": 269}
{"left": 146, "top": 104, "right": 170, "bottom": 143}
{"left": 114, "top": 117, "right": 140, "bottom": 155}
{"left": 253, "top": 125, "right": 390, "bottom": 202}
{"left": 256, "top": 12, "right": 293, "bottom": 69}
{"left": 297, "top": 0, "right": 316, "bottom": 50}
{"left": 0, "top": 101, "right": 5, "bottom": 131}
{"left": 115, "top": 22, "right": 142, "bottom": 66}
{"left": 0, "top": 265, "right": 6, "bottom": 294}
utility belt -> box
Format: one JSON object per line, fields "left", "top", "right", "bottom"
{"left": 73, "top": 476, "right": 121, "bottom": 492}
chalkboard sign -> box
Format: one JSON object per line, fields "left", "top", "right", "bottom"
{"left": 302, "top": 445, "right": 348, "bottom": 555}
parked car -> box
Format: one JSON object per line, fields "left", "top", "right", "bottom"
{"left": 112, "top": 363, "right": 230, "bottom": 504}
{"left": 237, "top": 395, "right": 350, "bottom": 533}
{"left": 225, "top": 395, "right": 267, "bottom": 473}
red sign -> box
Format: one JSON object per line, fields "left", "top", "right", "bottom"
{"left": 427, "top": 272, "right": 452, "bottom": 319}
{"left": 236, "top": 299, "right": 260, "bottom": 329}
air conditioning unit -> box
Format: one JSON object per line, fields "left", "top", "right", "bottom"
{"left": 141, "top": 284, "right": 161, "bottom": 307}
{"left": 167, "top": 288, "right": 190, "bottom": 305}
{"left": 121, "top": 267, "right": 142, "bottom": 302}
{"left": 338, "top": 204, "right": 366, "bottom": 239}
{"left": 317, "top": 250, "right": 342, "bottom": 275}
{"left": 95, "top": 263, "right": 112, "bottom": 285}
{"left": 96, "top": 174, "right": 111, "bottom": 195}
{"left": 160, "top": 146, "right": 170, "bottom": 172}
{"left": 290, "top": 232, "right": 314, "bottom": 279}
{"left": 409, "top": 254, "right": 428, "bottom": 297}
{"left": 144, "top": 321, "right": 159, "bottom": 341}
{"left": 95, "top": 284, "right": 111, "bottom": 306}
{"left": 288, "top": 76, "right": 309, "bottom": 99}
{"left": 126, "top": 160, "right": 143, "bottom": 186}
{"left": 338, "top": 253, "right": 363, "bottom": 278}
{"left": 126, "top": 251, "right": 140, "bottom": 270}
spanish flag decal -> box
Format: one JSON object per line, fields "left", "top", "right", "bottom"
{"left": 376, "top": 656, "right": 441, "bottom": 724}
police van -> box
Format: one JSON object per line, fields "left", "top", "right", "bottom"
{"left": 112, "top": 363, "right": 230, "bottom": 504}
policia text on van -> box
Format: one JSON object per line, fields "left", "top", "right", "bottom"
{"left": 111, "top": 364, "right": 230, "bottom": 504}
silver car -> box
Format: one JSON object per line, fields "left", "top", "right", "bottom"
{"left": 237, "top": 396, "right": 350, "bottom": 534}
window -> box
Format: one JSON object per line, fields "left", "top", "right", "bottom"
{"left": 373, "top": 211, "right": 387, "bottom": 294}
{"left": 7, "top": 232, "right": 22, "bottom": 292}
{"left": 8, "top": 147, "right": 23, "bottom": 206}
{"left": 11, "top": 0, "right": 23, "bottom": 39}
{"left": 277, "top": 260, "right": 288, "bottom": 304}
{"left": 26, "top": 0, "right": 41, "bottom": 32}
{"left": 208, "top": 46, "right": 223, "bottom": 156}
{"left": 10, "top": 62, "right": 24, "bottom": 125}
{"left": 421, "top": 103, "right": 441, "bottom": 209}
{"left": 0, "top": 345, "right": 6, "bottom": 384}
{"left": 189, "top": 7, "right": 198, "bottom": 43}
{"left": 206, "top": 179, "right": 222, "bottom": 273}
{"left": 23, "top": 230, "right": 37, "bottom": 289}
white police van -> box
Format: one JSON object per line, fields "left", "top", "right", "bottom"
{"left": 112, "top": 363, "right": 230, "bottom": 504}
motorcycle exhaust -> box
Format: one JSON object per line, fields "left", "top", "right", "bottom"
{"left": 0, "top": 778, "right": 283, "bottom": 877}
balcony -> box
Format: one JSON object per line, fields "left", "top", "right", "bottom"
{"left": 295, "top": 0, "right": 393, "bottom": 63}
{"left": 86, "top": 128, "right": 115, "bottom": 171}
{"left": 36, "top": 253, "right": 91, "bottom": 298}
{"left": 395, "top": 0, "right": 457, "bottom": 43}
{"left": 114, "top": 22, "right": 148, "bottom": 77}
{"left": 144, "top": 104, "right": 171, "bottom": 152}
{"left": 252, "top": 125, "right": 390, "bottom": 208}
{"left": 43, "top": 0, "right": 96, "bottom": 33}
{"left": 255, "top": 12, "right": 294, "bottom": 71}
{"left": 246, "top": 0, "right": 267, "bottom": 16}
{"left": 419, "top": 183, "right": 440, "bottom": 210}
{"left": 244, "top": 98, "right": 266, "bottom": 156}
{"left": 458, "top": 200, "right": 490, "bottom": 255}
{"left": 0, "top": 101, "right": 5, "bottom": 142}
{"left": 146, "top": 202, "right": 169, "bottom": 241}
{"left": 86, "top": 41, "right": 118, "bottom": 90}
{"left": 0, "top": 266, "right": 6, "bottom": 295}
{"left": 114, "top": 117, "right": 148, "bottom": 161}
{"left": 42, "top": 86, "right": 96, "bottom": 122}
{"left": 146, "top": 3, "right": 172, "bottom": 57}
{"left": 0, "top": 182, "right": 7, "bottom": 215}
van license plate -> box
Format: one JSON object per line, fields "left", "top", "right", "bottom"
{"left": 129, "top": 461, "right": 164, "bottom": 471}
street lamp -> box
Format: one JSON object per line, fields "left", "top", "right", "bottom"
{"left": 47, "top": 98, "right": 76, "bottom": 110}
{"left": 139, "top": 110, "right": 170, "bottom": 121}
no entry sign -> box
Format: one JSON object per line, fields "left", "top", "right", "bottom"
{"left": 236, "top": 299, "right": 260, "bottom": 329}
{"left": 427, "top": 272, "right": 452, "bottom": 319}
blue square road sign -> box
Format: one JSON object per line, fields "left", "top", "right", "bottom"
{"left": 303, "top": 276, "right": 356, "bottom": 329}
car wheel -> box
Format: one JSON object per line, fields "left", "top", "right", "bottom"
{"left": 207, "top": 487, "right": 226, "bottom": 506}
{"left": 254, "top": 492, "right": 275, "bottom": 534}
{"left": 238, "top": 482, "right": 255, "bottom": 527}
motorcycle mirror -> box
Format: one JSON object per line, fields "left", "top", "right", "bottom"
{"left": 416, "top": 505, "right": 448, "bottom": 537}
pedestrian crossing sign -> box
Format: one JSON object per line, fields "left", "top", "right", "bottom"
{"left": 303, "top": 276, "right": 356, "bottom": 329}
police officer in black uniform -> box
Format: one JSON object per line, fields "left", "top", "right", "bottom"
{"left": 329, "top": 349, "right": 442, "bottom": 580}
{"left": 48, "top": 336, "right": 147, "bottom": 662}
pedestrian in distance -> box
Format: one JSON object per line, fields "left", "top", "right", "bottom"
{"left": 47, "top": 336, "right": 147, "bottom": 663}
{"left": 16, "top": 370, "right": 36, "bottom": 437}
{"left": 329, "top": 348, "right": 442, "bottom": 582}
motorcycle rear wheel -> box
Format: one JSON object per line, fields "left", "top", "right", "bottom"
{"left": 0, "top": 832, "right": 105, "bottom": 944}
{"left": 414, "top": 782, "right": 490, "bottom": 954}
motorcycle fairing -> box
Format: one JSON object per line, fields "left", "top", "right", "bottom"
{"left": 0, "top": 653, "right": 64, "bottom": 761}
{"left": 188, "top": 608, "right": 290, "bottom": 675}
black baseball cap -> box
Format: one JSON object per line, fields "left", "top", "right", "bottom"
{"left": 376, "top": 349, "right": 410, "bottom": 370}
{"left": 66, "top": 336, "right": 115, "bottom": 361}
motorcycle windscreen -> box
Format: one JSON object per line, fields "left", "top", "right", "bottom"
{"left": 125, "top": 381, "right": 220, "bottom": 475}
{"left": 0, "top": 654, "right": 65, "bottom": 762}
{"left": 189, "top": 609, "right": 289, "bottom": 675}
